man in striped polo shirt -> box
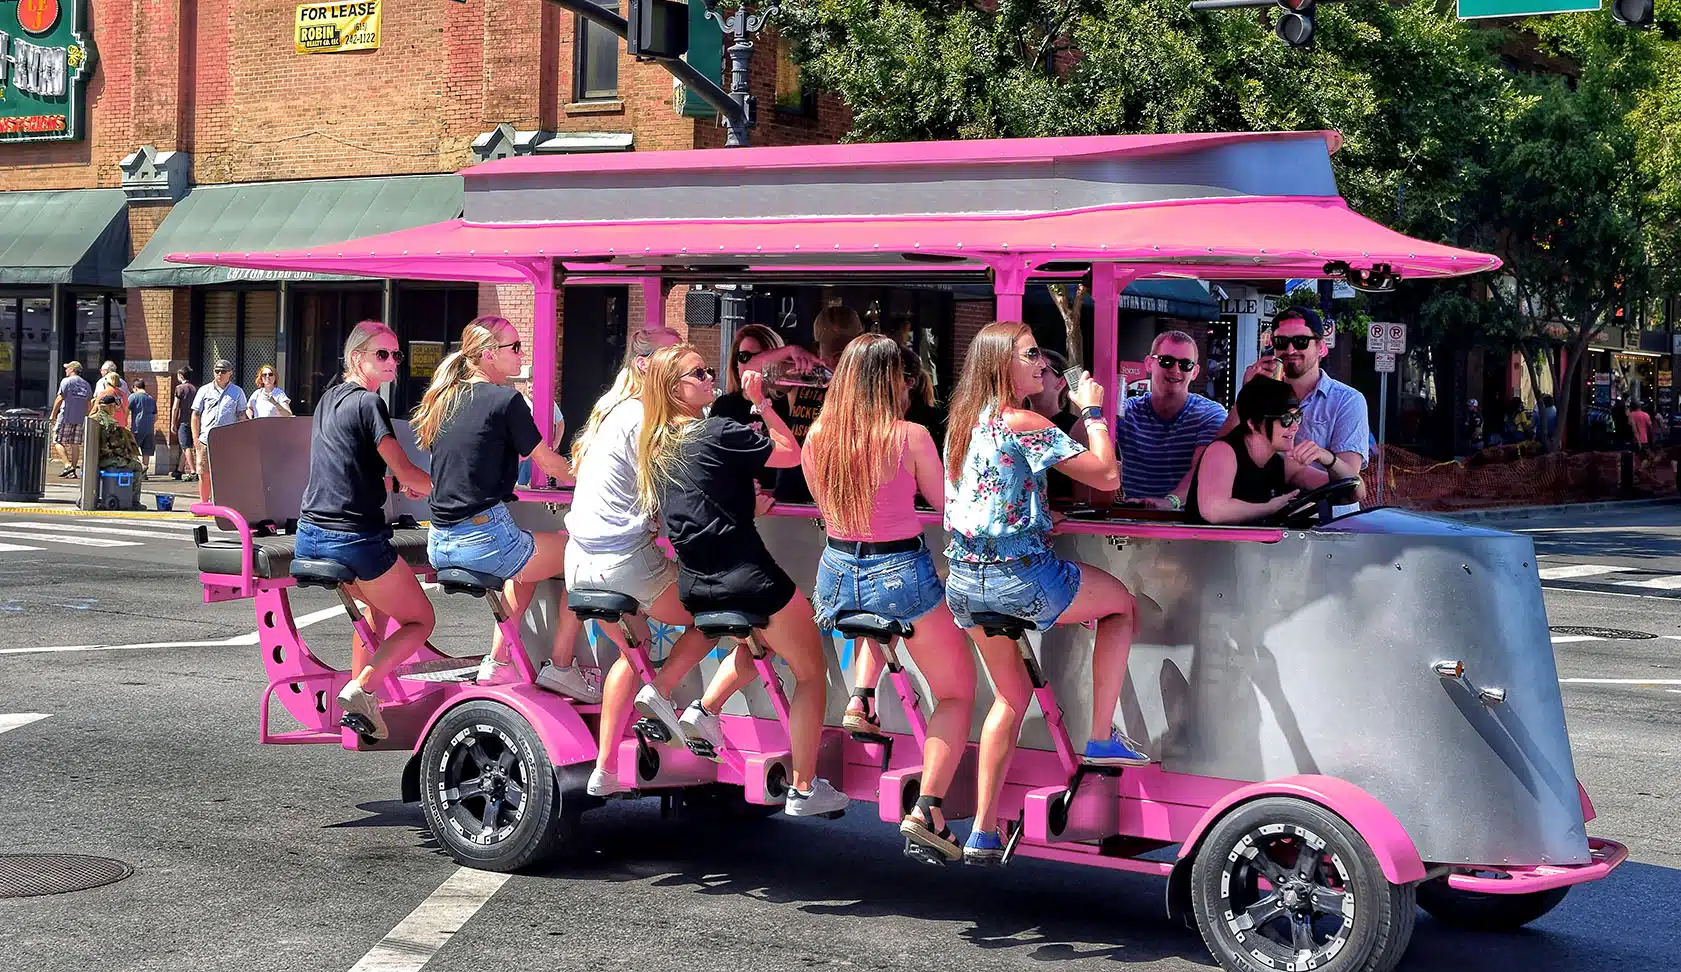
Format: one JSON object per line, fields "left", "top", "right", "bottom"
{"left": 1115, "top": 331, "right": 1228, "bottom": 510}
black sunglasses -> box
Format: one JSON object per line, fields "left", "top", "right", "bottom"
{"left": 1272, "top": 334, "right": 1317, "bottom": 352}
{"left": 682, "top": 366, "right": 716, "bottom": 382}
{"left": 735, "top": 348, "right": 765, "bottom": 365}
{"left": 1267, "top": 410, "right": 1304, "bottom": 428}
{"left": 213, "top": 368, "right": 230, "bottom": 375}
{"left": 1020, "top": 346, "right": 1043, "bottom": 362}
{"left": 496, "top": 340, "right": 522, "bottom": 355}
{"left": 364, "top": 348, "right": 403, "bottom": 362}
{"left": 1153, "top": 354, "right": 1196, "bottom": 372}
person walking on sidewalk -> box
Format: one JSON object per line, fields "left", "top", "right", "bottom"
{"left": 191, "top": 360, "right": 248, "bottom": 503}
{"left": 171, "top": 367, "right": 198, "bottom": 481}
{"left": 128, "top": 379, "right": 158, "bottom": 478}
{"left": 48, "top": 361, "right": 93, "bottom": 480}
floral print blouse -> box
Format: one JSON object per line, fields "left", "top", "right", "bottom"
{"left": 945, "top": 409, "right": 1085, "bottom": 563}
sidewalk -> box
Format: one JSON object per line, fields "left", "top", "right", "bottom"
{"left": 1435, "top": 496, "right": 1679, "bottom": 523}
{"left": 0, "top": 462, "right": 202, "bottom": 517}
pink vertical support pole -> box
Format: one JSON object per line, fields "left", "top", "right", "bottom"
{"left": 640, "top": 277, "right": 664, "bottom": 330}
{"left": 531, "top": 260, "right": 559, "bottom": 443}
{"left": 994, "top": 263, "right": 1027, "bottom": 322}
{"left": 1091, "top": 265, "right": 1139, "bottom": 405}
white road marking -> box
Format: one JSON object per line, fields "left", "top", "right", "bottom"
{"left": 347, "top": 867, "right": 511, "bottom": 972}
{"left": 1543, "top": 586, "right": 1661, "bottom": 599}
{"left": 0, "top": 542, "right": 45, "bottom": 553}
{"left": 1549, "top": 634, "right": 1601, "bottom": 644}
{"left": 1560, "top": 678, "right": 1681, "bottom": 686}
{"left": 0, "top": 713, "right": 49, "bottom": 735}
{"left": 1537, "top": 564, "right": 1626, "bottom": 580}
{"left": 0, "top": 521, "right": 192, "bottom": 541}
{"left": 0, "top": 604, "right": 348, "bottom": 655}
{"left": 1613, "top": 575, "right": 1681, "bottom": 590}
{"left": 0, "top": 529, "right": 141, "bottom": 548}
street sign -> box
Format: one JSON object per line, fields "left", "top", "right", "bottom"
{"left": 1459, "top": 0, "right": 1599, "bottom": 18}
{"left": 1366, "top": 322, "right": 1386, "bottom": 352}
{"left": 1374, "top": 352, "right": 1397, "bottom": 373}
{"left": 1386, "top": 323, "right": 1406, "bottom": 354}
{"left": 1367, "top": 322, "right": 1406, "bottom": 355}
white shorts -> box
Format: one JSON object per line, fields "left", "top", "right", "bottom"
{"left": 564, "top": 536, "right": 676, "bottom": 610}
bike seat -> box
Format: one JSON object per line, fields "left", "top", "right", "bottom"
{"left": 833, "top": 611, "right": 912, "bottom": 643}
{"left": 290, "top": 558, "right": 357, "bottom": 590}
{"left": 970, "top": 612, "right": 1036, "bottom": 640}
{"left": 436, "top": 567, "right": 508, "bottom": 597}
{"left": 568, "top": 588, "right": 641, "bottom": 623}
{"left": 694, "top": 609, "right": 770, "bottom": 639}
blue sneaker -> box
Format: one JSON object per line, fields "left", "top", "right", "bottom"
{"left": 963, "top": 827, "right": 1006, "bottom": 866}
{"left": 1082, "top": 731, "right": 1151, "bottom": 767}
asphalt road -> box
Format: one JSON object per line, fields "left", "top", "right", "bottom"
{"left": 1, "top": 505, "right": 1678, "bottom": 972}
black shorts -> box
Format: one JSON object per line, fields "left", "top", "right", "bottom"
{"left": 677, "top": 556, "right": 798, "bottom": 620}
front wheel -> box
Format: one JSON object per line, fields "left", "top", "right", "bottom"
{"left": 419, "top": 700, "right": 575, "bottom": 872}
{"left": 1191, "top": 796, "right": 1416, "bottom": 972}
{"left": 1416, "top": 880, "right": 1569, "bottom": 932}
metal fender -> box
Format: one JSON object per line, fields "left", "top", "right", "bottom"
{"left": 1177, "top": 775, "right": 1427, "bottom": 885}
{"left": 406, "top": 685, "right": 599, "bottom": 776}
{"left": 1578, "top": 778, "right": 1597, "bottom": 823}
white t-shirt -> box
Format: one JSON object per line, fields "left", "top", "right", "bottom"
{"left": 250, "top": 386, "right": 292, "bottom": 418}
{"left": 563, "top": 398, "right": 654, "bottom": 554}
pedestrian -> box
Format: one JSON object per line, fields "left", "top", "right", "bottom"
{"left": 1628, "top": 399, "right": 1653, "bottom": 454}
{"left": 246, "top": 364, "right": 293, "bottom": 419}
{"left": 92, "top": 372, "right": 129, "bottom": 429}
{"left": 191, "top": 359, "right": 248, "bottom": 502}
{"left": 171, "top": 367, "right": 198, "bottom": 481}
{"left": 48, "top": 361, "right": 93, "bottom": 479}
{"left": 128, "top": 378, "right": 158, "bottom": 478}
{"left": 92, "top": 395, "right": 143, "bottom": 474}
{"left": 510, "top": 365, "right": 565, "bottom": 487}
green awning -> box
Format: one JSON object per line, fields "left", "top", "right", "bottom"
{"left": 1118, "top": 279, "right": 1219, "bottom": 319}
{"left": 124, "top": 174, "right": 463, "bottom": 287}
{"left": 0, "top": 189, "right": 130, "bottom": 288}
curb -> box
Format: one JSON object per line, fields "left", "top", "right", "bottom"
{"left": 1437, "top": 497, "right": 1679, "bottom": 523}
{"left": 0, "top": 506, "right": 199, "bottom": 519}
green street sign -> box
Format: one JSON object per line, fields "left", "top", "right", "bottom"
{"left": 1, "top": 0, "right": 96, "bottom": 143}
{"left": 1459, "top": 0, "right": 1600, "bottom": 18}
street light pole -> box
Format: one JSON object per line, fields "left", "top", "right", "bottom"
{"left": 703, "top": 1, "right": 779, "bottom": 147}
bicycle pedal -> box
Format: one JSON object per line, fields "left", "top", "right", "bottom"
{"left": 903, "top": 839, "right": 947, "bottom": 866}
{"left": 848, "top": 730, "right": 891, "bottom": 745}
{"left": 685, "top": 739, "right": 721, "bottom": 762}
{"left": 635, "top": 718, "right": 671, "bottom": 743}
{"left": 820, "top": 810, "right": 846, "bottom": 820}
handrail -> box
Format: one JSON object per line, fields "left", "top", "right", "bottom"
{"left": 191, "top": 502, "right": 256, "bottom": 597}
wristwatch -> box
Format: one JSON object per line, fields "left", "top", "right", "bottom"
{"left": 1080, "top": 405, "right": 1104, "bottom": 422}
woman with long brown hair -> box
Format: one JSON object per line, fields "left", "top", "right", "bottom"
{"left": 635, "top": 343, "right": 849, "bottom": 818}
{"left": 943, "top": 320, "right": 1145, "bottom": 865}
{"left": 804, "top": 334, "right": 975, "bottom": 861}
{"left": 412, "top": 316, "right": 597, "bottom": 702}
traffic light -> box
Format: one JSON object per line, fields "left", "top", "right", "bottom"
{"left": 1611, "top": 0, "right": 1653, "bottom": 28}
{"left": 627, "top": 0, "right": 689, "bottom": 59}
{"left": 1275, "top": 0, "right": 1315, "bottom": 48}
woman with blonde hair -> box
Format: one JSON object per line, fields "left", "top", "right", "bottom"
{"left": 943, "top": 321, "right": 1145, "bottom": 864}
{"left": 295, "top": 320, "right": 436, "bottom": 740}
{"left": 636, "top": 343, "right": 849, "bottom": 817}
{"left": 413, "top": 315, "right": 597, "bottom": 702}
{"left": 804, "top": 334, "right": 975, "bottom": 860}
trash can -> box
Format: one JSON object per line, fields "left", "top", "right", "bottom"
{"left": 0, "top": 408, "right": 49, "bottom": 502}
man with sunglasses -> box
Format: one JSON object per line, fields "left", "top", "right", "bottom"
{"left": 1238, "top": 306, "right": 1369, "bottom": 504}
{"left": 190, "top": 359, "right": 249, "bottom": 503}
{"left": 1113, "top": 331, "right": 1228, "bottom": 510}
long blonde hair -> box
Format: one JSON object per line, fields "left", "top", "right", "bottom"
{"left": 410, "top": 316, "right": 512, "bottom": 450}
{"left": 341, "top": 321, "right": 397, "bottom": 383}
{"left": 726, "top": 323, "right": 784, "bottom": 394}
{"left": 570, "top": 327, "right": 669, "bottom": 476}
{"left": 807, "top": 335, "right": 906, "bottom": 536}
{"left": 632, "top": 343, "right": 707, "bottom": 517}
{"left": 945, "top": 321, "right": 1032, "bottom": 482}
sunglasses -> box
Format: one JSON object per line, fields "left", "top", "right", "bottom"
{"left": 735, "top": 348, "right": 764, "bottom": 365}
{"left": 1020, "top": 346, "right": 1043, "bottom": 363}
{"left": 360, "top": 348, "right": 403, "bottom": 362}
{"left": 682, "top": 366, "right": 716, "bottom": 382}
{"left": 496, "top": 340, "right": 522, "bottom": 355}
{"left": 213, "top": 368, "right": 230, "bottom": 375}
{"left": 1272, "top": 334, "right": 1318, "bottom": 352}
{"left": 1268, "top": 410, "right": 1304, "bottom": 429}
{"left": 1153, "top": 354, "right": 1197, "bottom": 372}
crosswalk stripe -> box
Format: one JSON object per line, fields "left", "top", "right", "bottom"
{"left": 1537, "top": 564, "right": 1625, "bottom": 580}
{"left": 0, "top": 529, "right": 142, "bottom": 548}
{"left": 0, "top": 714, "right": 50, "bottom": 736}
{"left": 0, "top": 542, "right": 45, "bottom": 553}
{"left": 1612, "top": 575, "right": 1681, "bottom": 590}
{"left": 0, "top": 521, "right": 191, "bottom": 541}
{"left": 1550, "top": 634, "right": 1600, "bottom": 643}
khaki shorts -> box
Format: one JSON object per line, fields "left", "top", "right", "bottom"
{"left": 197, "top": 443, "right": 212, "bottom": 475}
{"left": 564, "top": 536, "right": 676, "bottom": 610}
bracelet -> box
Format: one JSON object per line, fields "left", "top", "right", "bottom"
{"left": 1167, "top": 493, "right": 1183, "bottom": 511}
{"left": 1080, "top": 405, "right": 1104, "bottom": 422}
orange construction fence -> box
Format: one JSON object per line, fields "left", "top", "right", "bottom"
{"left": 1362, "top": 444, "right": 1679, "bottom": 511}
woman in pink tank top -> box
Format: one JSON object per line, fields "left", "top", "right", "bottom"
{"left": 803, "top": 334, "right": 977, "bottom": 863}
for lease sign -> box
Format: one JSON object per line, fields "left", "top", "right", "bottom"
{"left": 295, "top": 2, "right": 381, "bottom": 55}
{"left": 0, "top": 0, "right": 94, "bottom": 143}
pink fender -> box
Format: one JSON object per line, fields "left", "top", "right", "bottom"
{"left": 409, "top": 684, "right": 598, "bottom": 771}
{"left": 1177, "top": 774, "right": 1427, "bottom": 885}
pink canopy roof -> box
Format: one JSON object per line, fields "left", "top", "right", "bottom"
{"left": 168, "top": 196, "right": 1498, "bottom": 285}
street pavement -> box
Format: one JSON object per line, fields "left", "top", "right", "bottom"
{"left": 0, "top": 504, "right": 1678, "bottom": 971}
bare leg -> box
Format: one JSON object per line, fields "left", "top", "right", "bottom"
{"left": 346, "top": 562, "right": 436, "bottom": 692}
{"left": 1055, "top": 564, "right": 1136, "bottom": 743}
{"left": 846, "top": 640, "right": 887, "bottom": 724}
{"left": 548, "top": 610, "right": 585, "bottom": 669}
{"left": 594, "top": 583, "right": 711, "bottom": 774}
{"left": 753, "top": 591, "right": 827, "bottom": 792}
{"left": 899, "top": 603, "right": 976, "bottom": 833}
{"left": 698, "top": 643, "right": 759, "bottom": 713}
{"left": 969, "top": 630, "right": 1032, "bottom": 836}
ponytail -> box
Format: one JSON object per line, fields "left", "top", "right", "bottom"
{"left": 410, "top": 317, "right": 510, "bottom": 450}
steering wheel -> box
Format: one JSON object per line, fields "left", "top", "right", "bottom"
{"left": 1262, "top": 478, "right": 1362, "bottom": 529}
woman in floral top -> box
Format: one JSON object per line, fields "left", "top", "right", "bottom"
{"left": 943, "top": 321, "right": 1146, "bottom": 865}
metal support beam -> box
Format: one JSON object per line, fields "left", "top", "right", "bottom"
{"left": 531, "top": 261, "right": 559, "bottom": 443}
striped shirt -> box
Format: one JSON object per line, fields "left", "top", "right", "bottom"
{"left": 1116, "top": 393, "right": 1228, "bottom": 499}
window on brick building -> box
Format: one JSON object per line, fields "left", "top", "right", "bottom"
{"left": 395, "top": 284, "right": 479, "bottom": 415}
{"left": 0, "top": 295, "right": 55, "bottom": 409}
{"left": 575, "top": 3, "right": 620, "bottom": 101}
{"left": 774, "top": 36, "right": 816, "bottom": 116}
{"left": 290, "top": 286, "right": 385, "bottom": 414}
{"left": 195, "top": 289, "right": 278, "bottom": 398}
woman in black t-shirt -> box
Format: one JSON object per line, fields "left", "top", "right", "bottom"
{"left": 412, "top": 317, "right": 598, "bottom": 703}
{"left": 634, "top": 343, "right": 849, "bottom": 818}
{"left": 296, "top": 320, "right": 436, "bottom": 741}
{"left": 1185, "top": 377, "right": 1327, "bottom": 525}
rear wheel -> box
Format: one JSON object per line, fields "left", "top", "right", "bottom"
{"left": 1416, "top": 880, "right": 1569, "bottom": 931}
{"left": 1191, "top": 797, "right": 1416, "bottom": 972}
{"left": 419, "top": 700, "right": 574, "bottom": 872}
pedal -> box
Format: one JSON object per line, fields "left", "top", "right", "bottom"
{"left": 999, "top": 814, "right": 1026, "bottom": 866}
{"left": 903, "top": 838, "right": 948, "bottom": 867}
{"left": 634, "top": 717, "right": 678, "bottom": 747}
{"left": 848, "top": 730, "right": 894, "bottom": 772}
{"left": 685, "top": 738, "right": 722, "bottom": 763}
{"left": 339, "top": 714, "right": 380, "bottom": 747}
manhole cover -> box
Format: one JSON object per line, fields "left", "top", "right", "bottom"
{"left": 0, "top": 854, "right": 132, "bottom": 898}
{"left": 1549, "top": 625, "right": 1658, "bottom": 641}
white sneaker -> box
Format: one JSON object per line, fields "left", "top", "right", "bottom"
{"left": 678, "top": 701, "right": 725, "bottom": 759}
{"left": 476, "top": 655, "right": 508, "bottom": 684}
{"left": 784, "top": 778, "right": 849, "bottom": 817}
{"left": 336, "top": 682, "right": 389, "bottom": 740}
{"left": 587, "top": 766, "right": 631, "bottom": 797}
{"left": 633, "top": 685, "right": 686, "bottom": 747}
{"left": 536, "top": 662, "right": 602, "bottom": 703}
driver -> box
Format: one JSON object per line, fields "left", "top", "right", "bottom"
{"left": 1184, "top": 377, "right": 1330, "bottom": 525}
{"left": 1237, "top": 307, "right": 1368, "bottom": 503}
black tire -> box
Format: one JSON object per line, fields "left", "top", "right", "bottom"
{"left": 419, "top": 700, "right": 573, "bottom": 872}
{"left": 1416, "top": 880, "right": 1569, "bottom": 932}
{"left": 1191, "top": 797, "right": 1417, "bottom": 972}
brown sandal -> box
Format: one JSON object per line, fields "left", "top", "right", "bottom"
{"left": 841, "top": 686, "right": 881, "bottom": 735}
{"left": 900, "top": 795, "right": 962, "bottom": 863}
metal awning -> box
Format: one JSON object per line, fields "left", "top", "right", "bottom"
{"left": 126, "top": 174, "right": 463, "bottom": 287}
{"left": 0, "top": 189, "right": 130, "bottom": 288}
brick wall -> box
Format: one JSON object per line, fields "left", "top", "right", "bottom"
{"left": 952, "top": 299, "right": 997, "bottom": 370}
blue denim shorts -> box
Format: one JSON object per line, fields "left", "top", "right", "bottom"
{"left": 812, "top": 543, "right": 946, "bottom": 630}
{"left": 296, "top": 521, "right": 400, "bottom": 582}
{"left": 428, "top": 504, "right": 537, "bottom": 581}
{"left": 945, "top": 553, "right": 1082, "bottom": 631}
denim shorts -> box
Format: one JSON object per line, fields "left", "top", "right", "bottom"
{"left": 295, "top": 521, "right": 400, "bottom": 582}
{"left": 812, "top": 543, "right": 946, "bottom": 630}
{"left": 428, "top": 504, "right": 537, "bottom": 582}
{"left": 944, "top": 553, "right": 1082, "bottom": 631}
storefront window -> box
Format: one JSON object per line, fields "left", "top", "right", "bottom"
{"left": 20, "top": 298, "right": 51, "bottom": 409}
{"left": 291, "top": 287, "right": 384, "bottom": 413}
{"left": 0, "top": 300, "right": 16, "bottom": 408}
{"left": 197, "top": 288, "right": 281, "bottom": 399}
{"left": 72, "top": 293, "right": 126, "bottom": 380}
{"left": 395, "top": 285, "right": 478, "bottom": 414}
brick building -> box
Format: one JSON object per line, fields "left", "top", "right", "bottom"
{"left": 0, "top": 0, "right": 848, "bottom": 466}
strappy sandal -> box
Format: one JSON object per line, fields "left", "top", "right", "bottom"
{"left": 900, "top": 795, "right": 962, "bottom": 863}
{"left": 841, "top": 686, "right": 882, "bottom": 737}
